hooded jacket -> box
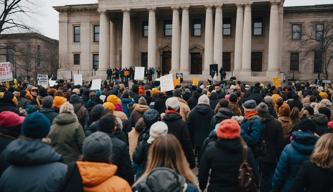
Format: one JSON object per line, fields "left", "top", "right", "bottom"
{"left": 129, "top": 104, "right": 150, "bottom": 128}
{"left": 0, "top": 139, "right": 66, "bottom": 192}
{"left": 121, "top": 98, "right": 134, "bottom": 118}
{"left": 272, "top": 131, "right": 318, "bottom": 192}
{"left": 178, "top": 98, "right": 191, "bottom": 121}
{"left": 49, "top": 112, "right": 85, "bottom": 164}
{"left": 73, "top": 103, "right": 89, "bottom": 128}
{"left": 211, "top": 107, "right": 234, "bottom": 130}
{"left": 39, "top": 108, "right": 58, "bottom": 124}
{"left": 187, "top": 104, "right": 214, "bottom": 147}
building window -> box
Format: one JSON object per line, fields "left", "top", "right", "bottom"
{"left": 142, "top": 21, "right": 148, "bottom": 37}
{"left": 93, "top": 25, "right": 100, "bottom": 42}
{"left": 141, "top": 52, "right": 148, "bottom": 68}
{"left": 73, "top": 26, "right": 80, "bottom": 42}
{"left": 73, "top": 54, "right": 80, "bottom": 65}
{"left": 292, "top": 24, "right": 302, "bottom": 40}
{"left": 93, "top": 54, "right": 99, "bottom": 70}
{"left": 223, "top": 52, "right": 231, "bottom": 71}
{"left": 164, "top": 20, "right": 172, "bottom": 37}
{"left": 253, "top": 17, "right": 263, "bottom": 36}
{"left": 37, "top": 45, "right": 41, "bottom": 67}
{"left": 192, "top": 19, "right": 202, "bottom": 37}
{"left": 314, "top": 50, "right": 322, "bottom": 73}
{"left": 290, "top": 52, "right": 299, "bottom": 71}
{"left": 315, "top": 24, "right": 324, "bottom": 41}
{"left": 223, "top": 18, "right": 232, "bottom": 36}
{"left": 251, "top": 52, "right": 263, "bottom": 72}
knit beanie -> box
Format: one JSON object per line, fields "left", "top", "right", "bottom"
{"left": 107, "top": 95, "right": 120, "bottom": 105}
{"left": 21, "top": 112, "right": 51, "bottom": 139}
{"left": 83, "top": 131, "right": 112, "bottom": 163}
{"left": 103, "top": 102, "right": 115, "bottom": 113}
{"left": 152, "top": 88, "right": 160, "bottom": 96}
{"left": 72, "top": 88, "right": 80, "bottom": 95}
{"left": 229, "top": 94, "right": 238, "bottom": 103}
{"left": 242, "top": 100, "right": 257, "bottom": 111}
{"left": 216, "top": 119, "right": 241, "bottom": 140}
{"left": 53, "top": 96, "right": 67, "bottom": 109}
{"left": 138, "top": 96, "right": 147, "bottom": 105}
{"left": 319, "top": 92, "right": 328, "bottom": 99}
{"left": 143, "top": 109, "right": 160, "bottom": 128}
{"left": 296, "top": 118, "right": 317, "bottom": 132}
{"left": 256, "top": 102, "right": 270, "bottom": 117}
{"left": 147, "top": 121, "right": 168, "bottom": 144}
{"left": 198, "top": 94, "right": 210, "bottom": 106}
{"left": 70, "top": 94, "right": 82, "bottom": 104}
{"left": 165, "top": 97, "right": 180, "bottom": 111}
{"left": 90, "top": 104, "right": 106, "bottom": 121}
{"left": 278, "top": 103, "right": 291, "bottom": 117}
{"left": 328, "top": 121, "right": 333, "bottom": 130}
{"left": 0, "top": 111, "right": 25, "bottom": 128}
{"left": 42, "top": 96, "right": 53, "bottom": 108}
{"left": 318, "top": 107, "right": 331, "bottom": 120}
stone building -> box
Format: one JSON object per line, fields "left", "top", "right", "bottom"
{"left": 0, "top": 33, "right": 59, "bottom": 80}
{"left": 55, "top": 0, "right": 333, "bottom": 81}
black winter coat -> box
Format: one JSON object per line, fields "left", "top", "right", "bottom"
{"left": 291, "top": 161, "right": 333, "bottom": 192}
{"left": 211, "top": 107, "right": 234, "bottom": 129}
{"left": 132, "top": 139, "right": 150, "bottom": 166}
{"left": 0, "top": 139, "right": 67, "bottom": 192}
{"left": 187, "top": 104, "right": 214, "bottom": 147}
{"left": 199, "top": 139, "right": 258, "bottom": 192}
{"left": 163, "top": 111, "right": 195, "bottom": 168}
{"left": 39, "top": 108, "right": 58, "bottom": 124}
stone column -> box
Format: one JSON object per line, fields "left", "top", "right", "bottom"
{"left": 171, "top": 7, "right": 180, "bottom": 73}
{"left": 110, "top": 20, "right": 116, "bottom": 69}
{"left": 234, "top": 4, "right": 243, "bottom": 72}
{"left": 122, "top": 9, "right": 131, "bottom": 69}
{"left": 148, "top": 8, "right": 157, "bottom": 69}
{"left": 180, "top": 7, "right": 190, "bottom": 74}
{"left": 204, "top": 6, "right": 214, "bottom": 75}
{"left": 214, "top": 5, "right": 223, "bottom": 72}
{"left": 267, "top": 1, "right": 280, "bottom": 76}
{"left": 241, "top": 3, "right": 252, "bottom": 74}
{"left": 98, "top": 11, "right": 110, "bottom": 72}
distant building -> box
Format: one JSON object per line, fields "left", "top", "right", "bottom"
{"left": 55, "top": 0, "right": 333, "bottom": 81}
{"left": 0, "top": 33, "right": 58, "bottom": 81}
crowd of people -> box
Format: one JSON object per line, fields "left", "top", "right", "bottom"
{"left": 106, "top": 67, "right": 161, "bottom": 82}
{"left": 0, "top": 77, "right": 332, "bottom": 192}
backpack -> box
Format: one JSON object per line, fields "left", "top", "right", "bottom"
{"left": 134, "top": 167, "right": 188, "bottom": 192}
{"left": 244, "top": 116, "right": 267, "bottom": 158}
{"left": 238, "top": 138, "right": 257, "bottom": 192}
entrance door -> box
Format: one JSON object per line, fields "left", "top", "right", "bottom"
{"left": 191, "top": 52, "right": 202, "bottom": 74}
{"left": 162, "top": 51, "right": 171, "bottom": 75}
{"left": 251, "top": 52, "right": 263, "bottom": 72}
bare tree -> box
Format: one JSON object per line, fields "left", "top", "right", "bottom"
{"left": 0, "top": 0, "right": 32, "bottom": 35}
{"left": 302, "top": 22, "right": 333, "bottom": 79}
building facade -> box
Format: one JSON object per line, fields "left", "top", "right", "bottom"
{"left": 0, "top": 33, "right": 59, "bottom": 81}
{"left": 55, "top": 0, "right": 333, "bottom": 81}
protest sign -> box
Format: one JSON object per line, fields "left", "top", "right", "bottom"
{"left": 134, "top": 67, "right": 145, "bottom": 81}
{"left": 37, "top": 74, "right": 49, "bottom": 88}
{"left": 192, "top": 78, "right": 199, "bottom": 86}
{"left": 49, "top": 80, "right": 57, "bottom": 87}
{"left": 160, "top": 74, "right": 174, "bottom": 92}
{"left": 174, "top": 79, "right": 180, "bottom": 87}
{"left": 90, "top": 79, "right": 102, "bottom": 90}
{"left": 272, "top": 77, "right": 282, "bottom": 88}
{"left": 0, "top": 62, "right": 13, "bottom": 82}
{"left": 74, "top": 74, "right": 83, "bottom": 86}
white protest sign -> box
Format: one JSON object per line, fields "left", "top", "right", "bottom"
{"left": 90, "top": 79, "right": 102, "bottom": 90}
{"left": 134, "top": 67, "right": 145, "bottom": 81}
{"left": 49, "top": 80, "right": 57, "bottom": 87}
{"left": 160, "top": 74, "right": 174, "bottom": 92}
{"left": 74, "top": 74, "right": 83, "bottom": 86}
{"left": 0, "top": 62, "right": 13, "bottom": 82}
{"left": 37, "top": 74, "right": 49, "bottom": 88}
{"left": 58, "top": 70, "right": 72, "bottom": 80}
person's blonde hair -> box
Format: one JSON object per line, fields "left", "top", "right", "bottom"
{"left": 134, "top": 134, "right": 197, "bottom": 186}
{"left": 311, "top": 133, "right": 333, "bottom": 169}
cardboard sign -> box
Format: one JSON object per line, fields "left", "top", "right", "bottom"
{"left": 192, "top": 78, "right": 199, "bottom": 86}
{"left": 134, "top": 67, "right": 145, "bottom": 81}
{"left": 49, "top": 80, "right": 57, "bottom": 87}
{"left": 0, "top": 62, "right": 13, "bottom": 82}
{"left": 174, "top": 79, "right": 180, "bottom": 87}
{"left": 160, "top": 74, "right": 174, "bottom": 92}
{"left": 74, "top": 74, "right": 83, "bottom": 86}
{"left": 272, "top": 77, "right": 282, "bottom": 88}
{"left": 37, "top": 74, "right": 49, "bottom": 88}
{"left": 90, "top": 79, "right": 102, "bottom": 90}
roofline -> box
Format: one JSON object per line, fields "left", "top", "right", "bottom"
{"left": 54, "top": 4, "right": 98, "bottom": 12}
{"left": 0, "top": 33, "right": 58, "bottom": 44}
{"left": 284, "top": 4, "right": 333, "bottom": 13}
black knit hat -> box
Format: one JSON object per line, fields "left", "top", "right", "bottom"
{"left": 318, "top": 107, "right": 331, "bottom": 120}
{"left": 296, "top": 118, "right": 317, "bottom": 132}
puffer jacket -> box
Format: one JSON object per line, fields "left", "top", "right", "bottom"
{"left": 240, "top": 116, "right": 264, "bottom": 151}
{"left": 272, "top": 131, "right": 318, "bottom": 192}
{"left": 178, "top": 98, "right": 191, "bottom": 121}
{"left": 76, "top": 161, "right": 131, "bottom": 192}
{"left": 73, "top": 103, "right": 89, "bottom": 128}
{"left": 0, "top": 139, "right": 67, "bottom": 192}
{"left": 129, "top": 104, "right": 150, "bottom": 127}
{"left": 278, "top": 116, "right": 293, "bottom": 144}
{"left": 49, "top": 112, "right": 85, "bottom": 164}
{"left": 211, "top": 107, "right": 234, "bottom": 129}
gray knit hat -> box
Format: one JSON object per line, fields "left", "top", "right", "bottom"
{"left": 83, "top": 131, "right": 112, "bottom": 163}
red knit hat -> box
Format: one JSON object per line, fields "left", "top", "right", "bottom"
{"left": 0, "top": 111, "right": 25, "bottom": 128}
{"left": 216, "top": 119, "right": 241, "bottom": 140}
{"left": 328, "top": 121, "right": 333, "bottom": 130}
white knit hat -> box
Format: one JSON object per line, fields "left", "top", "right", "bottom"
{"left": 198, "top": 94, "right": 210, "bottom": 105}
{"left": 147, "top": 121, "right": 168, "bottom": 144}
{"left": 165, "top": 97, "right": 180, "bottom": 111}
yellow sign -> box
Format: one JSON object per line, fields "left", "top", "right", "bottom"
{"left": 192, "top": 78, "right": 199, "bottom": 86}
{"left": 174, "top": 79, "right": 180, "bottom": 87}
{"left": 272, "top": 77, "right": 282, "bottom": 88}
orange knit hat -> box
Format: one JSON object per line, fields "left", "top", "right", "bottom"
{"left": 107, "top": 95, "right": 120, "bottom": 105}
{"left": 103, "top": 102, "right": 115, "bottom": 113}
{"left": 216, "top": 119, "right": 241, "bottom": 140}
{"left": 53, "top": 96, "right": 67, "bottom": 109}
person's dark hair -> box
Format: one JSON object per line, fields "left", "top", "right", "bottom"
{"left": 122, "top": 90, "right": 129, "bottom": 99}
{"left": 310, "top": 95, "right": 316, "bottom": 103}
{"left": 219, "top": 99, "right": 229, "bottom": 108}
{"left": 98, "top": 113, "right": 116, "bottom": 133}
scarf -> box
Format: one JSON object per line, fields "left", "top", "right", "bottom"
{"left": 244, "top": 110, "right": 257, "bottom": 120}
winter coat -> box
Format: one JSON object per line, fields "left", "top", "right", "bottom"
{"left": 178, "top": 98, "right": 191, "bottom": 121}
{"left": 113, "top": 111, "right": 128, "bottom": 121}
{"left": 187, "top": 104, "right": 214, "bottom": 147}
{"left": 211, "top": 107, "right": 234, "bottom": 129}
{"left": 291, "top": 161, "right": 333, "bottom": 192}
{"left": 85, "top": 120, "right": 99, "bottom": 136}
{"left": 49, "top": 112, "right": 85, "bottom": 164}
{"left": 199, "top": 139, "right": 258, "bottom": 192}
{"left": 128, "top": 118, "right": 144, "bottom": 160}
{"left": 132, "top": 139, "right": 150, "bottom": 168}
{"left": 0, "top": 102, "right": 19, "bottom": 114}
{"left": 121, "top": 98, "right": 134, "bottom": 118}
{"left": 240, "top": 116, "right": 264, "bottom": 152}
{"left": 0, "top": 139, "right": 67, "bottom": 192}
{"left": 278, "top": 116, "right": 293, "bottom": 144}
{"left": 76, "top": 161, "right": 131, "bottom": 192}
{"left": 311, "top": 114, "right": 330, "bottom": 136}
{"left": 129, "top": 104, "right": 149, "bottom": 127}
{"left": 209, "top": 93, "right": 219, "bottom": 111}
{"left": 73, "top": 103, "right": 89, "bottom": 128}
{"left": 272, "top": 131, "right": 318, "bottom": 192}
{"left": 39, "top": 108, "right": 58, "bottom": 124}
{"left": 163, "top": 111, "right": 195, "bottom": 168}
{"left": 187, "top": 93, "right": 199, "bottom": 110}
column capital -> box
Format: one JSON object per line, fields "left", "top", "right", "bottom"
{"left": 236, "top": 3, "right": 244, "bottom": 8}
{"left": 147, "top": 6, "right": 156, "bottom": 11}
{"left": 214, "top": 3, "right": 224, "bottom": 8}
{"left": 181, "top": 5, "right": 190, "bottom": 10}
{"left": 171, "top": 6, "right": 180, "bottom": 10}
{"left": 97, "top": 8, "right": 107, "bottom": 13}
{"left": 270, "top": 0, "right": 282, "bottom": 5}
{"left": 243, "top": 2, "right": 253, "bottom": 7}
{"left": 121, "top": 8, "right": 131, "bottom": 12}
{"left": 204, "top": 5, "right": 214, "bottom": 9}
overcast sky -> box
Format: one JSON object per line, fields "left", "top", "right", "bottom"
{"left": 22, "top": 0, "right": 333, "bottom": 40}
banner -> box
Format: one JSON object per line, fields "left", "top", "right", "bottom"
{"left": 160, "top": 74, "right": 174, "bottom": 92}
{"left": 272, "top": 77, "right": 282, "bottom": 88}
{"left": 37, "top": 74, "right": 49, "bottom": 88}
{"left": 90, "top": 79, "right": 102, "bottom": 90}
{"left": 192, "top": 78, "right": 199, "bottom": 86}
{"left": 134, "top": 67, "right": 145, "bottom": 81}
{"left": 74, "top": 74, "right": 83, "bottom": 86}
{"left": 0, "top": 62, "right": 13, "bottom": 82}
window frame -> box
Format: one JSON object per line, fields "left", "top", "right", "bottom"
{"left": 164, "top": 20, "right": 172, "bottom": 37}
{"left": 93, "top": 25, "right": 100, "bottom": 42}
{"left": 73, "top": 25, "right": 81, "bottom": 43}
{"left": 253, "top": 17, "right": 263, "bottom": 36}
{"left": 314, "top": 50, "right": 323, "bottom": 73}
{"left": 92, "top": 54, "right": 99, "bottom": 70}
{"left": 291, "top": 24, "right": 302, "bottom": 40}
{"left": 142, "top": 21, "right": 148, "bottom": 37}
{"left": 73, "top": 53, "right": 80, "bottom": 65}
{"left": 192, "top": 19, "right": 202, "bottom": 37}
{"left": 223, "top": 17, "right": 232, "bottom": 37}
{"left": 315, "top": 23, "right": 324, "bottom": 41}
{"left": 290, "top": 52, "right": 299, "bottom": 71}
